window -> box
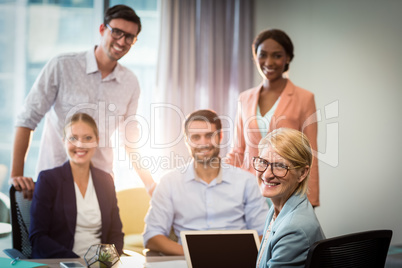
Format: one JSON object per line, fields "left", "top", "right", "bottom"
{"left": 109, "top": 0, "right": 160, "bottom": 190}
{"left": 0, "top": 0, "right": 160, "bottom": 193}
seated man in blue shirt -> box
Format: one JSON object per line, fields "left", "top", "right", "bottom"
{"left": 143, "top": 109, "right": 269, "bottom": 255}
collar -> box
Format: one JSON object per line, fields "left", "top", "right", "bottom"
{"left": 61, "top": 161, "right": 74, "bottom": 182}
{"left": 85, "top": 46, "right": 123, "bottom": 83}
{"left": 185, "top": 159, "right": 229, "bottom": 184}
{"left": 86, "top": 47, "right": 99, "bottom": 75}
{"left": 270, "top": 194, "right": 307, "bottom": 232}
{"left": 281, "top": 79, "right": 295, "bottom": 96}
{"left": 253, "top": 79, "right": 296, "bottom": 97}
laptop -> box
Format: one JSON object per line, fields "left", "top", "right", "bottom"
{"left": 181, "top": 230, "right": 260, "bottom": 268}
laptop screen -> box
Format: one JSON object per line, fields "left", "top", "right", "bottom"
{"left": 181, "top": 230, "right": 260, "bottom": 268}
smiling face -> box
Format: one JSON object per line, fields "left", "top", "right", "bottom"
{"left": 64, "top": 120, "right": 98, "bottom": 167}
{"left": 257, "top": 145, "right": 308, "bottom": 208}
{"left": 99, "top": 18, "right": 139, "bottom": 62}
{"left": 186, "top": 120, "right": 221, "bottom": 164}
{"left": 255, "top": 38, "right": 290, "bottom": 82}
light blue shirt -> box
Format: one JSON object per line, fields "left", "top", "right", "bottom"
{"left": 143, "top": 160, "right": 269, "bottom": 246}
{"left": 16, "top": 47, "right": 140, "bottom": 175}
{"left": 256, "top": 194, "right": 325, "bottom": 268}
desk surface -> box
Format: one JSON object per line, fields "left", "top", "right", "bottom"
{"left": 386, "top": 245, "right": 402, "bottom": 268}
{"left": 31, "top": 257, "right": 143, "bottom": 268}
{"left": 21, "top": 246, "right": 402, "bottom": 268}
{"left": 25, "top": 253, "right": 186, "bottom": 268}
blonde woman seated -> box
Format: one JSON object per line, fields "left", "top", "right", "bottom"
{"left": 254, "top": 128, "right": 325, "bottom": 268}
{"left": 29, "top": 113, "right": 123, "bottom": 258}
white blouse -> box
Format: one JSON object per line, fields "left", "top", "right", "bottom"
{"left": 72, "top": 172, "right": 102, "bottom": 257}
{"left": 256, "top": 97, "right": 281, "bottom": 139}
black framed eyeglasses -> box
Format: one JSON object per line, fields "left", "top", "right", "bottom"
{"left": 106, "top": 24, "right": 137, "bottom": 45}
{"left": 252, "top": 156, "right": 302, "bottom": 178}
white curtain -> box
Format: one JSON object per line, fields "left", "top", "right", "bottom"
{"left": 152, "top": 0, "right": 255, "bottom": 166}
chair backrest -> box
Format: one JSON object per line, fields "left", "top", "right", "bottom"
{"left": 305, "top": 229, "right": 393, "bottom": 268}
{"left": 116, "top": 187, "right": 150, "bottom": 235}
{"left": 9, "top": 185, "right": 32, "bottom": 258}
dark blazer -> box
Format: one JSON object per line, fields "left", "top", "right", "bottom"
{"left": 29, "top": 161, "right": 124, "bottom": 258}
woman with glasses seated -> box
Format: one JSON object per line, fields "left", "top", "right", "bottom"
{"left": 29, "top": 113, "right": 123, "bottom": 258}
{"left": 254, "top": 128, "right": 325, "bottom": 268}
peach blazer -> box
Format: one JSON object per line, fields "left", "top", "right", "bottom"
{"left": 226, "top": 80, "right": 319, "bottom": 206}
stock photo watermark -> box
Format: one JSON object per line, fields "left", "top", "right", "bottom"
{"left": 64, "top": 100, "right": 339, "bottom": 173}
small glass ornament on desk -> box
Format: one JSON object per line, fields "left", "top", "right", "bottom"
{"left": 84, "top": 244, "right": 120, "bottom": 268}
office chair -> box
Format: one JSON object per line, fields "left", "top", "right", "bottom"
{"left": 305, "top": 229, "right": 392, "bottom": 268}
{"left": 3, "top": 185, "right": 32, "bottom": 259}
{"left": 116, "top": 187, "right": 151, "bottom": 254}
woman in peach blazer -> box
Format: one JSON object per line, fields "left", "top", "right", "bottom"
{"left": 226, "top": 29, "right": 319, "bottom": 207}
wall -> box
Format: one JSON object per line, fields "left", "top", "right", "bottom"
{"left": 255, "top": 0, "right": 402, "bottom": 245}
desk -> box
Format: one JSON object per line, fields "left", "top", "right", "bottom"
{"left": 386, "top": 245, "right": 402, "bottom": 268}
{"left": 26, "top": 258, "right": 85, "bottom": 267}
{"left": 24, "top": 253, "right": 186, "bottom": 268}
{"left": 27, "top": 257, "right": 143, "bottom": 268}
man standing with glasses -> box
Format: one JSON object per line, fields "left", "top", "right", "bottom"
{"left": 11, "top": 5, "right": 156, "bottom": 199}
{"left": 143, "top": 110, "right": 269, "bottom": 256}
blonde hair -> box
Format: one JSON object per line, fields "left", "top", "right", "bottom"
{"left": 258, "top": 128, "right": 313, "bottom": 196}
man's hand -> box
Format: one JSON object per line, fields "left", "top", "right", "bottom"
{"left": 10, "top": 176, "right": 35, "bottom": 200}
{"left": 10, "top": 127, "right": 35, "bottom": 200}
{"left": 146, "top": 235, "right": 184, "bottom": 256}
{"left": 146, "top": 182, "right": 157, "bottom": 196}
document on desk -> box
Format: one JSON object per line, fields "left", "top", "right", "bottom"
{"left": 0, "top": 257, "right": 47, "bottom": 268}
{"left": 144, "top": 260, "right": 188, "bottom": 268}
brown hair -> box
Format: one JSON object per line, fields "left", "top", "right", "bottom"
{"left": 184, "top": 109, "right": 222, "bottom": 136}
{"left": 64, "top": 113, "right": 99, "bottom": 140}
{"left": 104, "top": 4, "right": 142, "bottom": 35}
